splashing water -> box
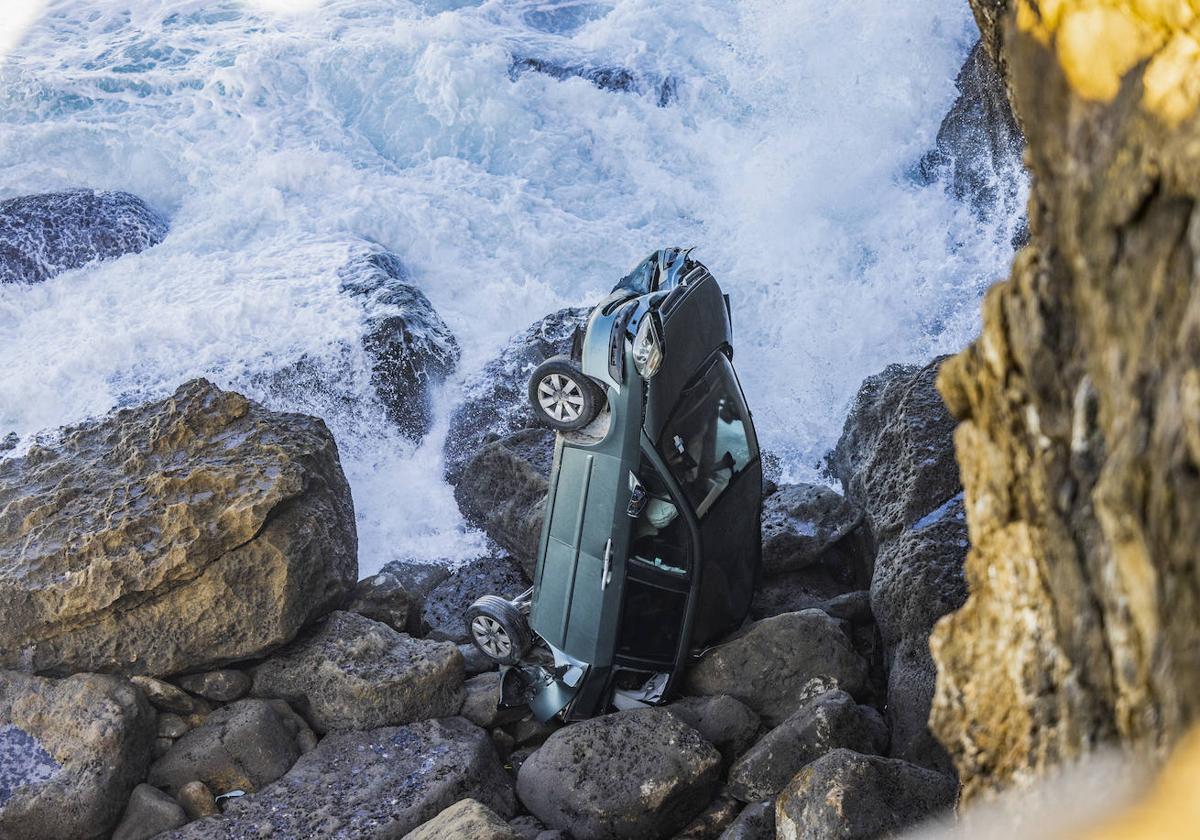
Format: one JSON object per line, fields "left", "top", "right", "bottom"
{"left": 0, "top": 0, "right": 1022, "bottom": 575}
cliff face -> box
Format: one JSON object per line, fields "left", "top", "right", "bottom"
{"left": 930, "top": 0, "right": 1200, "bottom": 802}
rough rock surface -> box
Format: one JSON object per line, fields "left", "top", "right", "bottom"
{"left": 0, "top": 189, "right": 168, "bottom": 284}
{"left": 157, "top": 717, "right": 514, "bottom": 839}
{"left": 421, "top": 555, "right": 531, "bottom": 642}
{"left": 684, "top": 610, "right": 868, "bottom": 726}
{"left": 0, "top": 671, "right": 154, "bottom": 840}
{"left": 516, "top": 708, "right": 721, "bottom": 840}
{"left": 666, "top": 695, "right": 761, "bottom": 765}
{"left": 0, "top": 379, "right": 358, "bottom": 676}
{"left": 175, "top": 670, "right": 250, "bottom": 703}
{"left": 349, "top": 560, "right": 450, "bottom": 636}
{"left": 727, "top": 690, "right": 888, "bottom": 802}
{"left": 407, "top": 798, "right": 522, "bottom": 840}
{"left": 930, "top": 0, "right": 1200, "bottom": 803}
{"left": 338, "top": 245, "right": 460, "bottom": 440}
{"left": 775, "top": 749, "right": 957, "bottom": 840}
{"left": 250, "top": 611, "right": 464, "bottom": 733}
{"left": 720, "top": 800, "right": 774, "bottom": 840}
{"left": 760, "top": 483, "right": 862, "bottom": 576}
{"left": 461, "top": 672, "right": 526, "bottom": 729}
{"left": 111, "top": 784, "right": 187, "bottom": 840}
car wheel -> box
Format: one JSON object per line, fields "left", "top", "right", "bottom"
{"left": 528, "top": 355, "right": 603, "bottom": 432}
{"left": 465, "top": 595, "right": 533, "bottom": 666}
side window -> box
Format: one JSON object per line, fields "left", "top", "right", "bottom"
{"left": 659, "top": 354, "right": 758, "bottom": 517}
{"left": 629, "top": 457, "right": 689, "bottom": 576}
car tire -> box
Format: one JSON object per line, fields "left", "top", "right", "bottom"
{"left": 528, "top": 355, "right": 603, "bottom": 432}
{"left": 465, "top": 595, "right": 533, "bottom": 666}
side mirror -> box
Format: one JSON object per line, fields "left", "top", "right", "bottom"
{"left": 627, "top": 471, "right": 648, "bottom": 518}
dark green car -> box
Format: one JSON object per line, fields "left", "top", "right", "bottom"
{"left": 466, "top": 248, "right": 763, "bottom": 721}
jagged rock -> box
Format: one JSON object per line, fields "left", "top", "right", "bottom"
{"left": 0, "top": 671, "right": 154, "bottom": 840}
{"left": 510, "top": 57, "right": 677, "bottom": 107}
{"left": 111, "top": 784, "right": 187, "bottom": 840}
{"left": 674, "top": 791, "right": 740, "bottom": 839}
{"left": 684, "top": 610, "right": 868, "bottom": 726}
{"left": 444, "top": 307, "right": 588, "bottom": 483}
{"left": 177, "top": 781, "right": 217, "bottom": 820}
{"left": 727, "top": 690, "right": 888, "bottom": 802}
{"left": 461, "top": 672, "right": 526, "bottom": 729}
{"left": 750, "top": 564, "right": 856, "bottom": 621}
{"left": 408, "top": 798, "right": 522, "bottom": 840}
{"left": 930, "top": 0, "right": 1200, "bottom": 803}
{"left": 148, "top": 699, "right": 300, "bottom": 796}
{"left": 775, "top": 749, "right": 957, "bottom": 839}
{"left": 0, "top": 433, "right": 17, "bottom": 453}
{"left": 250, "top": 611, "right": 464, "bottom": 734}
{"left": 666, "top": 695, "right": 761, "bottom": 765}
{"left": 719, "top": 800, "right": 774, "bottom": 840}
{"left": 175, "top": 670, "right": 250, "bottom": 703}
{"left": 516, "top": 708, "right": 721, "bottom": 839}
{"left": 130, "top": 676, "right": 200, "bottom": 714}
{"left": 338, "top": 246, "right": 460, "bottom": 440}
{"left": 761, "top": 483, "right": 862, "bottom": 575}
{"left": 0, "top": 189, "right": 168, "bottom": 284}
{"left": 156, "top": 717, "right": 515, "bottom": 838}
{"left": 421, "top": 556, "right": 531, "bottom": 643}
{"left": 350, "top": 560, "right": 450, "bottom": 636}
{"left": 0, "top": 379, "right": 358, "bottom": 676}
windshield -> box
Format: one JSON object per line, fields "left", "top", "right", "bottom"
{"left": 659, "top": 354, "right": 758, "bottom": 517}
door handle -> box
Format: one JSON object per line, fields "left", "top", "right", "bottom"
{"left": 602, "top": 539, "right": 613, "bottom": 590}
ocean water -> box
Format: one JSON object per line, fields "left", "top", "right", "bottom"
{"left": 0, "top": 0, "right": 1022, "bottom": 575}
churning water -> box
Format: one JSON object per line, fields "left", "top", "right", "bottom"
{"left": 0, "top": 0, "right": 1021, "bottom": 574}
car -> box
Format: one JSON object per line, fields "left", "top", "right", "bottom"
{"left": 465, "top": 247, "right": 763, "bottom": 721}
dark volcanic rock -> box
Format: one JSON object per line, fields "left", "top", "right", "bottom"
{"left": 349, "top": 560, "right": 450, "bottom": 636}
{"left": 174, "top": 669, "right": 250, "bottom": 703}
{"left": 510, "top": 57, "right": 677, "bottom": 107}
{"left": 338, "top": 245, "right": 460, "bottom": 441}
{"left": 666, "top": 695, "right": 761, "bottom": 765}
{"left": 422, "top": 555, "right": 531, "bottom": 643}
{"left": 250, "top": 611, "right": 464, "bottom": 733}
{"left": 775, "top": 749, "right": 957, "bottom": 839}
{"left": 720, "top": 800, "right": 774, "bottom": 840}
{"left": 111, "top": 784, "right": 187, "bottom": 840}
{"left": 0, "top": 671, "right": 154, "bottom": 840}
{"left": 157, "top": 717, "right": 514, "bottom": 839}
{"left": 761, "top": 483, "right": 862, "bottom": 576}
{"left": 0, "top": 378, "right": 358, "bottom": 677}
{"left": 750, "top": 564, "right": 856, "bottom": 620}
{"left": 516, "top": 708, "right": 721, "bottom": 840}
{"left": 0, "top": 189, "right": 168, "bottom": 285}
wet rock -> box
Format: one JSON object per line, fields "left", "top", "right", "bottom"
{"left": 0, "top": 189, "right": 168, "bottom": 285}
{"left": 0, "top": 433, "right": 17, "bottom": 453}
{"left": 408, "top": 798, "right": 522, "bottom": 840}
{"left": 422, "top": 555, "right": 531, "bottom": 643}
{"left": 761, "top": 483, "right": 861, "bottom": 576}
{"left": 175, "top": 670, "right": 250, "bottom": 703}
{"left": 727, "top": 690, "right": 888, "bottom": 802}
{"left": 148, "top": 699, "right": 300, "bottom": 797}
{"left": 516, "top": 708, "right": 721, "bottom": 839}
{"left": 131, "top": 676, "right": 200, "bottom": 714}
{"left": 350, "top": 560, "right": 451, "bottom": 636}
{"left": 719, "top": 800, "right": 773, "bottom": 840}
{"left": 250, "top": 611, "right": 464, "bottom": 734}
{"left": 338, "top": 245, "right": 460, "bottom": 440}
{"left": 156, "top": 717, "right": 515, "bottom": 838}
{"left": 0, "top": 378, "right": 358, "bottom": 676}
{"left": 775, "top": 749, "right": 957, "bottom": 839}
{"left": 462, "top": 672, "right": 526, "bottom": 729}
{"left": 111, "top": 783, "right": 187, "bottom": 840}
{"left": 666, "top": 695, "right": 761, "bottom": 765}
{"left": 177, "top": 781, "right": 217, "bottom": 820}
{"left": 510, "top": 56, "right": 677, "bottom": 107}
{"left": 684, "top": 610, "right": 868, "bottom": 726}
{"left": 0, "top": 671, "right": 154, "bottom": 840}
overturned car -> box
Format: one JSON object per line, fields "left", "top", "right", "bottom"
{"left": 466, "top": 248, "right": 763, "bottom": 721}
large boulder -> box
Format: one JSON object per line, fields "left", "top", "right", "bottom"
{"left": 347, "top": 560, "right": 450, "bottom": 636}
{"left": 665, "top": 695, "right": 762, "bottom": 765}
{"left": 157, "top": 717, "right": 514, "bottom": 838}
{"left": 775, "top": 749, "right": 957, "bottom": 840}
{"left": 421, "top": 555, "right": 531, "bottom": 642}
{"left": 0, "top": 671, "right": 155, "bottom": 840}
{"left": 727, "top": 690, "right": 888, "bottom": 802}
{"left": 930, "top": 0, "right": 1200, "bottom": 804}
{"left": 338, "top": 245, "right": 460, "bottom": 441}
{"left": 760, "top": 483, "right": 862, "bottom": 576}
{"left": 111, "top": 784, "right": 188, "bottom": 840}
{"left": 684, "top": 610, "right": 868, "bottom": 726}
{"left": 0, "top": 379, "right": 358, "bottom": 676}
{"left": 250, "top": 611, "right": 464, "bottom": 733}
{"left": 720, "top": 800, "right": 774, "bottom": 840}
{"left": 0, "top": 189, "right": 168, "bottom": 284}
{"left": 516, "top": 708, "right": 721, "bottom": 839}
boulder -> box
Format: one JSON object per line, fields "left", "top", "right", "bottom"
{"left": 509, "top": 56, "right": 677, "bottom": 107}
{"left": 0, "top": 189, "right": 168, "bottom": 284}
{"left": 0, "top": 378, "right": 358, "bottom": 676}
{"left": 177, "top": 781, "right": 217, "bottom": 819}
{"left": 673, "top": 791, "right": 740, "bottom": 839}
{"left": 148, "top": 699, "right": 300, "bottom": 796}
{"left": 666, "top": 695, "right": 761, "bottom": 764}
{"left": 684, "top": 610, "right": 868, "bottom": 726}
{"left": 250, "top": 611, "right": 464, "bottom": 734}
{"left": 349, "top": 560, "right": 450, "bottom": 636}
{"left": 111, "top": 784, "right": 187, "bottom": 840}
{"left": 750, "top": 565, "right": 857, "bottom": 621}
{"left": 516, "top": 708, "right": 721, "bottom": 839}
{"left": 338, "top": 246, "right": 460, "bottom": 440}
{"left": 0, "top": 671, "right": 154, "bottom": 840}
{"left": 174, "top": 670, "right": 250, "bottom": 703}
{"left": 421, "top": 556, "right": 531, "bottom": 643}
{"left": 461, "top": 672, "right": 526, "bottom": 729}
{"left": 727, "top": 690, "right": 888, "bottom": 802}
{"left": 761, "top": 483, "right": 861, "bottom": 576}
{"left": 407, "top": 798, "right": 522, "bottom": 840}
{"left": 719, "top": 800, "right": 774, "bottom": 840}
{"left": 775, "top": 749, "right": 957, "bottom": 839}
{"left": 156, "top": 717, "right": 515, "bottom": 838}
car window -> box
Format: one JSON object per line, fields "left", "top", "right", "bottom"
{"left": 629, "top": 457, "right": 690, "bottom": 576}
{"left": 659, "top": 354, "right": 758, "bottom": 518}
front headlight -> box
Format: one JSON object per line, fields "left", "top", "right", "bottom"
{"left": 632, "top": 314, "right": 664, "bottom": 378}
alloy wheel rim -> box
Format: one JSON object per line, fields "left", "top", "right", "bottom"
{"left": 537, "top": 373, "right": 585, "bottom": 422}
{"left": 471, "top": 615, "right": 513, "bottom": 659}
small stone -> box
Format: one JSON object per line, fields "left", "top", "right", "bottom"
{"left": 131, "top": 676, "right": 199, "bottom": 714}
{"left": 177, "top": 781, "right": 218, "bottom": 820}
{"left": 112, "top": 783, "right": 187, "bottom": 840}
{"left": 296, "top": 728, "right": 318, "bottom": 754}
{"left": 175, "top": 670, "right": 251, "bottom": 703}
{"left": 157, "top": 713, "right": 190, "bottom": 739}
{"left": 406, "top": 798, "right": 521, "bottom": 840}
